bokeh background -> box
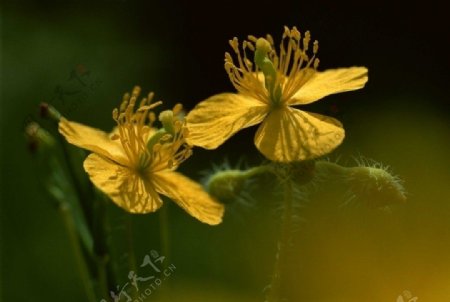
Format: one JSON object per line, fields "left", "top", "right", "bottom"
{"left": 1, "top": 0, "right": 449, "bottom": 301}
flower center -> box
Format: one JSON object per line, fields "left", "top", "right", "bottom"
{"left": 112, "top": 87, "right": 161, "bottom": 170}
{"left": 146, "top": 105, "right": 193, "bottom": 171}
{"left": 111, "top": 87, "right": 192, "bottom": 173}
{"left": 224, "top": 26, "right": 320, "bottom": 107}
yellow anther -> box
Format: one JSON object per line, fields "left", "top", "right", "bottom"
{"left": 244, "top": 40, "right": 255, "bottom": 51}
{"left": 314, "top": 58, "right": 320, "bottom": 69}
{"left": 291, "top": 26, "right": 301, "bottom": 40}
{"left": 247, "top": 35, "right": 258, "bottom": 43}
{"left": 112, "top": 108, "right": 119, "bottom": 120}
{"left": 313, "top": 40, "right": 319, "bottom": 54}
{"left": 173, "top": 103, "right": 183, "bottom": 115}
{"left": 283, "top": 26, "right": 290, "bottom": 37}
{"left": 303, "top": 31, "right": 311, "bottom": 51}
{"left": 122, "top": 92, "right": 130, "bottom": 102}
{"left": 225, "top": 52, "right": 233, "bottom": 62}
{"left": 129, "top": 95, "right": 137, "bottom": 107}
{"left": 132, "top": 86, "right": 141, "bottom": 97}
{"left": 266, "top": 34, "right": 274, "bottom": 46}
{"left": 229, "top": 37, "right": 239, "bottom": 52}
{"left": 120, "top": 99, "right": 129, "bottom": 112}
{"left": 224, "top": 61, "right": 234, "bottom": 72}
{"left": 244, "top": 58, "right": 253, "bottom": 68}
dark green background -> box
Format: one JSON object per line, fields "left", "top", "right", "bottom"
{"left": 1, "top": 1, "right": 449, "bottom": 301}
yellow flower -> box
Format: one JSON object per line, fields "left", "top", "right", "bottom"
{"left": 58, "top": 86, "right": 224, "bottom": 225}
{"left": 186, "top": 26, "right": 368, "bottom": 162}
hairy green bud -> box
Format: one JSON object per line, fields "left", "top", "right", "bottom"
{"left": 315, "top": 160, "right": 406, "bottom": 208}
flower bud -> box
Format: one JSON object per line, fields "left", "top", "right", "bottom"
{"left": 40, "top": 102, "right": 61, "bottom": 121}
{"left": 315, "top": 160, "right": 406, "bottom": 208}
{"left": 207, "top": 170, "right": 248, "bottom": 204}
{"left": 25, "top": 122, "right": 56, "bottom": 154}
{"left": 347, "top": 166, "right": 406, "bottom": 208}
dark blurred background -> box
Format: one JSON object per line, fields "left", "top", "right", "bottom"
{"left": 1, "top": 0, "right": 449, "bottom": 301}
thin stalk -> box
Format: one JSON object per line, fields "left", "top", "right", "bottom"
{"left": 158, "top": 204, "right": 171, "bottom": 300}
{"left": 59, "top": 202, "right": 97, "bottom": 302}
{"left": 126, "top": 214, "right": 137, "bottom": 276}
{"left": 58, "top": 136, "right": 93, "bottom": 230}
{"left": 97, "top": 257, "right": 109, "bottom": 300}
{"left": 93, "top": 195, "right": 116, "bottom": 299}
{"left": 159, "top": 204, "right": 170, "bottom": 272}
{"left": 125, "top": 214, "right": 138, "bottom": 299}
{"left": 266, "top": 179, "right": 293, "bottom": 302}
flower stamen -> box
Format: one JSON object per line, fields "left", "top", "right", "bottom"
{"left": 112, "top": 87, "right": 162, "bottom": 170}
{"left": 224, "top": 38, "right": 269, "bottom": 103}
{"left": 224, "top": 26, "right": 320, "bottom": 107}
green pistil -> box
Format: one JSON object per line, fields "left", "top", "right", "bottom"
{"left": 159, "top": 110, "right": 176, "bottom": 135}
{"left": 146, "top": 128, "right": 166, "bottom": 151}
{"left": 146, "top": 110, "right": 177, "bottom": 152}
{"left": 254, "top": 38, "right": 282, "bottom": 106}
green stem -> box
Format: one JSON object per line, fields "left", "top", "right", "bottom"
{"left": 266, "top": 179, "right": 293, "bottom": 302}
{"left": 125, "top": 214, "right": 138, "bottom": 299}
{"left": 159, "top": 204, "right": 171, "bottom": 301}
{"left": 159, "top": 204, "right": 170, "bottom": 272}
{"left": 315, "top": 161, "right": 347, "bottom": 176}
{"left": 126, "top": 214, "right": 137, "bottom": 275}
{"left": 58, "top": 136, "right": 93, "bottom": 230}
{"left": 59, "top": 202, "right": 97, "bottom": 302}
{"left": 97, "top": 257, "right": 109, "bottom": 299}
{"left": 93, "top": 195, "right": 116, "bottom": 299}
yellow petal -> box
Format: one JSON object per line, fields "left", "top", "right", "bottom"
{"left": 186, "top": 93, "right": 268, "bottom": 149}
{"left": 254, "top": 107, "right": 344, "bottom": 162}
{"left": 153, "top": 171, "right": 224, "bottom": 225}
{"left": 59, "top": 118, "right": 129, "bottom": 166}
{"left": 84, "top": 153, "right": 163, "bottom": 213}
{"left": 289, "top": 67, "right": 368, "bottom": 105}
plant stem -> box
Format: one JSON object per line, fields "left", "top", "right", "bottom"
{"left": 59, "top": 202, "right": 97, "bottom": 302}
{"left": 126, "top": 214, "right": 137, "bottom": 275}
{"left": 58, "top": 136, "right": 93, "bottom": 230}
{"left": 93, "top": 195, "right": 116, "bottom": 299}
{"left": 159, "top": 204, "right": 171, "bottom": 300}
{"left": 159, "top": 204, "right": 170, "bottom": 270}
{"left": 266, "top": 179, "right": 293, "bottom": 302}
{"left": 125, "top": 214, "right": 138, "bottom": 299}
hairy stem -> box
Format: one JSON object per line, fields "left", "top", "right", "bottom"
{"left": 266, "top": 179, "right": 293, "bottom": 302}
